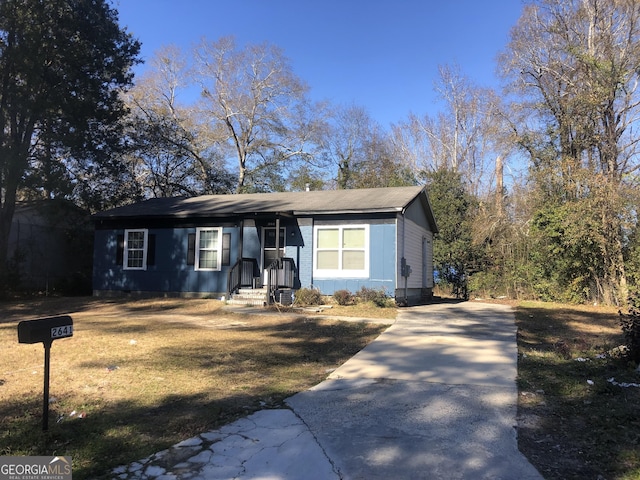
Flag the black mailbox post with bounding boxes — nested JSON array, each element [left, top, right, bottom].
[[18, 316, 73, 431]]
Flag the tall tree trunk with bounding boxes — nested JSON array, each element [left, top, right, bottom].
[[495, 155, 504, 215], [0, 203, 14, 274], [0, 171, 19, 282], [602, 201, 628, 306]]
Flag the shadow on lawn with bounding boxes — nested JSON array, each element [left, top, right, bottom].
[[2, 390, 267, 479], [0, 297, 98, 324], [1, 314, 388, 480], [514, 304, 640, 480], [0, 296, 223, 325]]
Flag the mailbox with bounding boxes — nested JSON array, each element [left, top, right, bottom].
[[17, 315, 74, 431], [18, 316, 73, 345]]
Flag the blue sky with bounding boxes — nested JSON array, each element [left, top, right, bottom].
[[114, 0, 525, 128]]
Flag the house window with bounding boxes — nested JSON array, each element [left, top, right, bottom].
[[124, 229, 148, 270], [313, 225, 369, 278], [195, 227, 223, 271]]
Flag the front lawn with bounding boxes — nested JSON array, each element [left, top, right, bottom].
[[0, 297, 389, 479], [515, 301, 640, 479], [5, 296, 638, 478]]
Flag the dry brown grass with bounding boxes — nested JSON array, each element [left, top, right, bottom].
[[0, 296, 389, 479], [515, 301, 640, 480], [271, 301, 398, 320]]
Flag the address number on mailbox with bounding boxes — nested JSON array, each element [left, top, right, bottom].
[[18, 315, 74, 345], [51, 325, 73, 339]]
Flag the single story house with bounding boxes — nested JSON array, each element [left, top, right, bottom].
[[92, 186, 438, 305]]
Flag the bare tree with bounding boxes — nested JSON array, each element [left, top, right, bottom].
[[124, 46, 233, 197], [320, 104, 372, 189], [393, 65, 505, 197], [192, 36, 312, 192], [319, 104, 416, 189]]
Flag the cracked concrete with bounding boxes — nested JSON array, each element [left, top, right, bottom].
[[113, 409, 339, 480], [112, 302, 543, 480]]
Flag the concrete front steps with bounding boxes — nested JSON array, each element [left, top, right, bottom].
[[226, 288, 295, 306], [226, 288, 268, 306]]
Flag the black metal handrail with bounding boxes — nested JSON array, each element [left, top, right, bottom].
[[265, 257, 296, 300], [228, 258, 259, 296]]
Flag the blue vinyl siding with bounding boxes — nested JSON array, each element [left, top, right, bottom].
[[93, 227, 239, 295], [293, 223, 313, 289], [93, 230, 122, 289], [94, 218, 404, 298], [311, 222, 396, 295]]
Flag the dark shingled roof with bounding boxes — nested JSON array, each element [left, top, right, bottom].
[[94, 186, 437, 230]]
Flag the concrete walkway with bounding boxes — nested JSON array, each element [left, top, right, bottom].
[[113, 302, 542, 480]]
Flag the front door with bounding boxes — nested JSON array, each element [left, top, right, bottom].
[[262, 227, 285, 268]]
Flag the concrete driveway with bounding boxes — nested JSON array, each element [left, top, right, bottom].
[[114, 301, 543, 480], [287, 301, 542, 479]]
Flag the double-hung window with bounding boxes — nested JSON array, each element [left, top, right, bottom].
[[124, 229, 148, 270], [195, 227, 223, 271], [313, 225, 369, 277]]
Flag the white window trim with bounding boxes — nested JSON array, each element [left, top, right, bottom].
[[313, 224, 369, 278], [195, 227, 223, 271], [123, 228, 148, 271]]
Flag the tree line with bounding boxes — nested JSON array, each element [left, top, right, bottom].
[[1, 0, 639, 306]]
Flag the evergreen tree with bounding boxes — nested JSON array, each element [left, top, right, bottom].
[[0, 0, 140, 279], [425, 168, 477, 298]]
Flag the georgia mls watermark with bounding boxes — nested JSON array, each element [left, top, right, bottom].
[[0, 456, 72, 480]]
